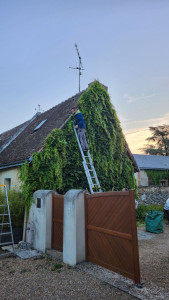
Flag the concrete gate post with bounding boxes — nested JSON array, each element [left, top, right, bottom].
[[27, 190, 57, 252], [63, 189, 86, 265]]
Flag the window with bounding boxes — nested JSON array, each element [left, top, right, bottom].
[[160, 179, 168, 187], [4, 178, 11, 190], [33, 119, 47, 132]]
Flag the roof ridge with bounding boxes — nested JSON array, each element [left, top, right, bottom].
[[38, 88, 86, 119]]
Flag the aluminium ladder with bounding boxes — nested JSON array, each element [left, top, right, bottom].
[[73, 126, 102, 194], [0, 185, 15, 256]]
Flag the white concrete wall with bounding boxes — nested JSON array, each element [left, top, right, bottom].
[[135, 171, 149, 186], [28, 188, 86, 263], [140, 170, 149, 186], [63, 189, 86, 265], [27, 190, 56, 252], [0, 167, 21, 190]]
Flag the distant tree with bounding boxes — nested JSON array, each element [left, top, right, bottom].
[[142, 125, 169, 156]]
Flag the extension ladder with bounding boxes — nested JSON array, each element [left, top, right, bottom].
[[0, 185, 15, 256], [74, 126, 102, 194]]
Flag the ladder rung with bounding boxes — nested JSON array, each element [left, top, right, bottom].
[[0, 242, 13, 246], [0, 223, 10, 226], [0, 205, 7, 207], [0, 214, 8, 216], [74, 125, 102, 194], [0, 232, 11, 236]]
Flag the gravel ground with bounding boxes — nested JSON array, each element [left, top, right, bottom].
[[0, 224, 169, 300], [138, 223, 169, 291], [0, 255, 136, 300]]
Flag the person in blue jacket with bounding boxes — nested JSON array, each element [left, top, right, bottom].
[[71, 107, 89, 151]]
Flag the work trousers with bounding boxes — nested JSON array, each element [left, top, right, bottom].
[[77, 128, 89, 150], [164, 209, 169, 221]]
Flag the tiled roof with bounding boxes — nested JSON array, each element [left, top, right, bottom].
[[0, 121, 29, 148], [0, 90, 84, 168], [133, 154, 169, 170], [0, 82, 138, 171]]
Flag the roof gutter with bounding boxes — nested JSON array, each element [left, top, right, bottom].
[[0, 157, 32, 170]]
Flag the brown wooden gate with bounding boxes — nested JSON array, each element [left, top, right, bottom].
[[85, 190, 140, 283], [52, 193, 64, 251]]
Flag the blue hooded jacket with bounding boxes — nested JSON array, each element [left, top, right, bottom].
[[75, 110, 86, 129]]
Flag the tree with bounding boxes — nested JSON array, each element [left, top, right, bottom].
[[143, 125, 169, 156]]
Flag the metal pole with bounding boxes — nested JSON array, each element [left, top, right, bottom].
[[69, 44, 84, 93]]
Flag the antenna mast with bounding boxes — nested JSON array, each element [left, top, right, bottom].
[[35, 104, 44, 114], [69, 43, 84, 92]]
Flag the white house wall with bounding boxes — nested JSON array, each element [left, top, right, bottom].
[[0, 167, 21, 190]]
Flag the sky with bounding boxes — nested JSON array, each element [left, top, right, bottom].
[[0, 0, 169, 154]]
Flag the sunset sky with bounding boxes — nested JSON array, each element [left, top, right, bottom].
[[0, 0, 169, 154]]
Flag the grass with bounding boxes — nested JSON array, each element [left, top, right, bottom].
[[47, 256, 53, 262], [137, 221, 146, 227], [51, 263, 63, 272], [9, 270, 16, 274]]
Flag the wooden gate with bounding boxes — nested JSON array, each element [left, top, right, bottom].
[[85, 190, 140, 283], [52, 194, 64, 251]]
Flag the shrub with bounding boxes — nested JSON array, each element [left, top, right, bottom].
[[0, 188, 25, 228], [136, 204, 164, 221]]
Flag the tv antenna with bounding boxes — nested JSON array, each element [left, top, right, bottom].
[[69, 43, 84, 92], [35, 104, 44, 114]]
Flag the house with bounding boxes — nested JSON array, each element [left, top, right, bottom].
[[0, 81, 138, 190], [134, 154, 169, 187]]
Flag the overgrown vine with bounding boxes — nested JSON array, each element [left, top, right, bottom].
[[20, 81, 138, 214], [146, 169, 169, 185], [19, 129, 66, 214]]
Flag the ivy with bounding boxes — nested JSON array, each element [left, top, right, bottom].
[[20, 81, 138, 214], [19, 129, 66, 214], [145, 169, 169, 185]]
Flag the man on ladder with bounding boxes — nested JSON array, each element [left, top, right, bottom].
[[71, 107, 89, 151], [71, 107, 102, 194]]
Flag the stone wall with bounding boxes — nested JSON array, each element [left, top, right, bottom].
[[138, 186, 169, 206]]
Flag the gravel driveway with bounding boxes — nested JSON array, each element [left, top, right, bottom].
[[0, 224, 169, 300], [0, 255, 136, 300]]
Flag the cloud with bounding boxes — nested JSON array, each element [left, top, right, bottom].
[[121, 111, 169, 133], [123, 111, 169, 153], [124, 93, 156, 104]]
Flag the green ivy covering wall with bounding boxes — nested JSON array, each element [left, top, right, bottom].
[[20, 81, 137, 213], [146, 169, 169, 185]]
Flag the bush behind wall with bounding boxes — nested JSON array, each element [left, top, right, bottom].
[[0, 188, 25, 227]]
